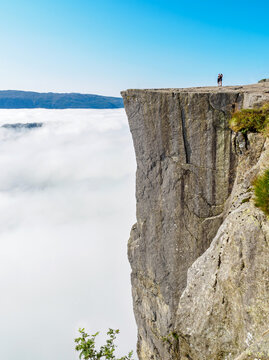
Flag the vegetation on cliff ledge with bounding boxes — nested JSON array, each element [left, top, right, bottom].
[[253, 169, 269, 216], [229, 102, 269, 135]]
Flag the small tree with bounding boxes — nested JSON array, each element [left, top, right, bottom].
[[75, 328, 134, 360]]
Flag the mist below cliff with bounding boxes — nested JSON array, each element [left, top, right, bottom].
[[0, 109, 137, 360]]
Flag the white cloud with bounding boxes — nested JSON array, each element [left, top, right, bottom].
[[0, 109, 137, 359]]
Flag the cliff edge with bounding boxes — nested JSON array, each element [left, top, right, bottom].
[[122, 84, 269, 360]]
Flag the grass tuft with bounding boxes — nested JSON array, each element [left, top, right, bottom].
[[253, 169, 269, 216], [229, 103, 269, 135]]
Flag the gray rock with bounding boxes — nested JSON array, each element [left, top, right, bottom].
[[121, 83, 269, 360]]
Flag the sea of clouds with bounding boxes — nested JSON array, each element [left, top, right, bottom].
[[0, 109, 137, 359]]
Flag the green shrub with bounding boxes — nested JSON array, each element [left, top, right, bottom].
[[229, 103, 269, 135], [74, 328, 134, 360], [253, 169, 269, 216], [258, 78, 269, 83]]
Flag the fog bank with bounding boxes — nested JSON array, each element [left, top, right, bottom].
[[0, 109, 137, 359]]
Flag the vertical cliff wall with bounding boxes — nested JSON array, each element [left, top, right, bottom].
[[122, 84, 269, 360]]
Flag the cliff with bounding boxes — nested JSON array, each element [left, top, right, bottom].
[[121, 84, 269, 360]]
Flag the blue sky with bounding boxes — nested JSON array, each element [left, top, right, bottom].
[[0, 0, 268, 96]]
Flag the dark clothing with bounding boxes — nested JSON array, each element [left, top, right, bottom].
[[217, 74, 223, 86]]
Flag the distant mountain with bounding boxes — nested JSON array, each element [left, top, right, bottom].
[[0, 90, 124, 109]]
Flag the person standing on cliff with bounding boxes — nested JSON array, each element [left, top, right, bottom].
[[217, 73, 223, 86]]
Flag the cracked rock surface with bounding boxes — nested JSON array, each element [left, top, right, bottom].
[[121, 84, 269, 360]]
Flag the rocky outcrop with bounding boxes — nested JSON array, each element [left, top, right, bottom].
[[122, 83, 269, 360], [258, 79, 269, 83]]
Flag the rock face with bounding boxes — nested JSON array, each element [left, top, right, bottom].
[[121, 84, 269, 360], [177, 133, 269, 360]]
